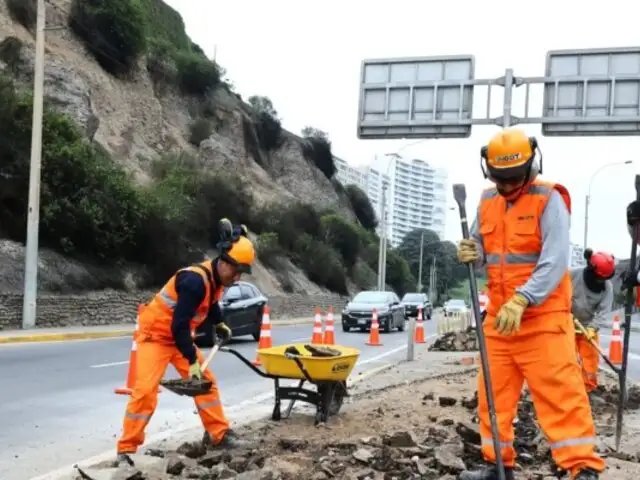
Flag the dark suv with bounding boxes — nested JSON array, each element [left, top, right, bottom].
[[341, 290, 405, 333], [400, 293, 432, 320]]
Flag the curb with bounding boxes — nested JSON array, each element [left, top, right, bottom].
[[0, 318, 316, 345]]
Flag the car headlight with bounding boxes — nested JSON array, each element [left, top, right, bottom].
[[342, 306, 350, 314], [378, 306, 390, 314]]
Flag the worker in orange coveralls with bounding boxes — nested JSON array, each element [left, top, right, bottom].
[[456, 128, 605, 480], [116, 218, 256, 466]]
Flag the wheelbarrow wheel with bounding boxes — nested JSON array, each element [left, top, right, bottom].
[[318, 381, 347, 416]]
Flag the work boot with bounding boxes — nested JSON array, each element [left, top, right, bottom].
[[115, 452, 135, 467], [573, 468, 599, 479], [202, 429, 252, 449], [458, 465, 515, 480]]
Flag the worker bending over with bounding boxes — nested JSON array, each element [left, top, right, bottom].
[[571, 249, 614, 393], [116, 218, 256, 465], [456, 128, 605, 480]]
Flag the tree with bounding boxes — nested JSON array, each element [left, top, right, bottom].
[[248, 95, 278, 118], [301, 126, 328, 141], [396, 228, 466, 294], [344, 184, 377, 231]]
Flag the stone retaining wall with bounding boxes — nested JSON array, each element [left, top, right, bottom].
[[0, 291, 348, 330]]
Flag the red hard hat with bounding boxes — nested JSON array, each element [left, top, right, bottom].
[[589, 251, 615, 278]]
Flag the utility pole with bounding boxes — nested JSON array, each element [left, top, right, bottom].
[[417, 231, 424, 291], [22, 0, 46, 329], [376, 184, 387, 290]]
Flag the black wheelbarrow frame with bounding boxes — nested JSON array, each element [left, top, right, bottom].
[[221, 347, 349, 425]]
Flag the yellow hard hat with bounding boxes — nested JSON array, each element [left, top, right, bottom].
[[223, 236, 256, 273], [480, 128, 539, 181]]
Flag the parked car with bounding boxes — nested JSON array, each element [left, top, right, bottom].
[[341, 290, 405, 333], [443, 298, 469, 317], [400, 293, 432, 320], [195, 281, 268, 347]]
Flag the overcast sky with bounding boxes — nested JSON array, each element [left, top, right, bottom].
[[166, 0, 640, 258]]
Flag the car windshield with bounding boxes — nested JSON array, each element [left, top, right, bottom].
[[352, 291, 388, 304], [402, 294, 424, 302], [447, 299, 466, 307]]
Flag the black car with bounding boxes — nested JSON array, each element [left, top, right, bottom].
[[341, 290, 405, 333], [195, 281, 268, 347], [400, 293, 432, 320]]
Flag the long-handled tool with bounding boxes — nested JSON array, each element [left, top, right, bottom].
[[615, 174, 640, 451], [573, 317, 620, 373], [453, 183, 506, 480], [161, 339, 223, 397]]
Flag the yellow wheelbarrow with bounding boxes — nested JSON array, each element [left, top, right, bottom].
[[222, 343, 360, 425]]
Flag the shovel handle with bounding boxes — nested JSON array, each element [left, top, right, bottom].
[[200, 343, 221, 371]]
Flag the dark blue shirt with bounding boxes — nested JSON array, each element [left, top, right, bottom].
[[170, 269, 222, 364]]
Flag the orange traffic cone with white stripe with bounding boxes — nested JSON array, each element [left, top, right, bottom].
[[414, 306, 426, 344], [366, 309, 382, 346], [323, 306, 335, 345], [115, 304, 144, 395], [311, 308, 324, 344], [252, 306, 273, 366], [609, 314, 623, 365]]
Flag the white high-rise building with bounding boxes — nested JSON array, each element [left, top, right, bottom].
[[569, 243, 586, 268], [334, 155, 448, 246]]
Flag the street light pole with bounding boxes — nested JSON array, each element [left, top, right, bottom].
[[583, 160, 633, 250], [417, 231, 424, 291], [22, 0, 46, 330]]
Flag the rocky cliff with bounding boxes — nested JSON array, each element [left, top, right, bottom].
[[0, 0, 361, 300]]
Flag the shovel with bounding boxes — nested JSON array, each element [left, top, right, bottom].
[[160, 340, 222, 397], [573, 317, 620, 374]]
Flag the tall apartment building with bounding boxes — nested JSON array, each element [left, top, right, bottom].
[[334, 156, 447, 246], [569, 243, 586, 268]]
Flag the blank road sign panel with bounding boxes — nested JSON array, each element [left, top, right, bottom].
[[358, 55, 475, 140], [542, 47, 640, 137]]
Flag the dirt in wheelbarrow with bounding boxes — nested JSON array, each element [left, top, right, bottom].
[[113, 371, 640, 480]]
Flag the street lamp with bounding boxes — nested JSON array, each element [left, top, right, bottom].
[[583, 160, 634, 250]]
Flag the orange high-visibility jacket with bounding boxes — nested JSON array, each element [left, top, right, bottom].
[[479, 179, 572, 323], [137, 261, 224, 343]]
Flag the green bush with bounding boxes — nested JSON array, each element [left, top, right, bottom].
[[293, 234, 347, 294], [146, 38, 178, 86], [175, 51, 220, 95], [69, 0, 147, 76], [386, 249, 416, 296], [256, 231, 281, 268], [248, 96, 282, 152], [189, 118, 213, 146], [6, 0, 36, 30], [138, 0, 191, 52], [321, 214, 361, 270], [256, 203, 322, 251], [302, 134, 335, 179], [0, 36, 25, 75], [345, 184, 378, 231]]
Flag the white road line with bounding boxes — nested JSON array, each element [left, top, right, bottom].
[[90, 361, 129, 369], [87, 334, 439, 369]]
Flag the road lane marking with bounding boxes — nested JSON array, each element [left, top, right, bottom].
[[90, 361, 129, 368]]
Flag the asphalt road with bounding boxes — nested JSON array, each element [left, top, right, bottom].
[[0, 320, 438, 479]]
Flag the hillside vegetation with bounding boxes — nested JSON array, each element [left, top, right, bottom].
[[0, 0, 420, 296]]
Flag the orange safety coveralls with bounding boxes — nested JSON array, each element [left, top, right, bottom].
[[575, 330, 600, 392], [117, 261, 228, 454], [477, 180, 605, 477]]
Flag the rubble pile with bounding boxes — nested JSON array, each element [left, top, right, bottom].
[[429, 327, 478, 352], [80, 375, 640, 479]]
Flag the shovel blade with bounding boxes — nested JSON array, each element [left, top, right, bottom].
[[160, 378, 213, 397]]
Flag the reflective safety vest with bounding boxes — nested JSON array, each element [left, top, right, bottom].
[[137, 261, 224, 344], [479, 180, 572, 333]]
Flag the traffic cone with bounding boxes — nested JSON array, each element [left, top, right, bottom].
[[323, 306, 335, 345], [609, 314, 623, 365], [252, 305, 273, 366], [311, 307, 324, 344], [114, 304, 144, 395], [366, 309, 383, 346], [414, 306, 426, 344]]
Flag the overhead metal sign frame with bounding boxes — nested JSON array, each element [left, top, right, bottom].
[[357, 46, 640, 139]]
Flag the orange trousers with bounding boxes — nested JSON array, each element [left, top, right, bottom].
[[575, 331, 600, 393], [477, 313, 605, 477], [117, 341, 229, 454]]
